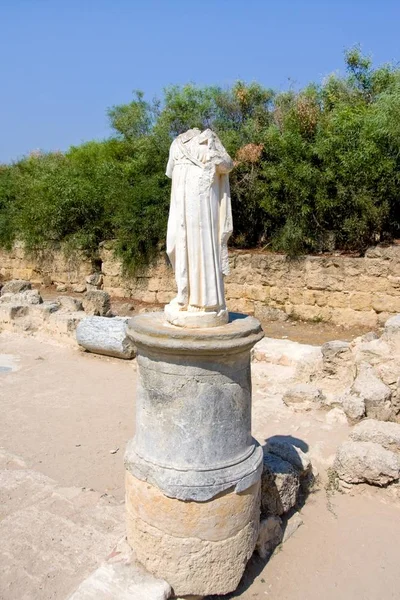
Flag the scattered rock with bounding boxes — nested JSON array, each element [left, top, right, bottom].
[[1, 279, 32, 295], [254, 304, 289, 322], [83, 290, 111, 316], [283, 384, 324, 411], [264, 438, 311, 474], [321, 341, 352, 377], [334, 441, 400, 486], [68, 561, 172, 600], [325, 407, 348, 425], [85, 272, 103, 288], [261, 452, 300, 515], [342, 392, 366, 422], [282, 512, 303, 543], [255, 516, 283, 559], [116, 303, 135, 316], [383, 314, 400, 338], [56, 283, 68, 292], [72, 284, 87, 293], [351, 363, 392, 421], [0, 289, 43, 305], [56, 296, 84, 312], [350, 419, 400, 452], [76, 316, 135, 359]]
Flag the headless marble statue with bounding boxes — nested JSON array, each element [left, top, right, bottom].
[[164, 128, 234, 328]]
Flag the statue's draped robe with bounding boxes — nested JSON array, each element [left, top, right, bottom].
[[166, 129, 233, 310]]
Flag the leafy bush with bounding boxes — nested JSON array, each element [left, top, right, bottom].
[[1, 48, 400, 269]]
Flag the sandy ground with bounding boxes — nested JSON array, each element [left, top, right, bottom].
[[1, 331, 400, 599]]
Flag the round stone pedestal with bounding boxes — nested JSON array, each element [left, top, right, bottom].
[[126, 472, 260, 596], [125, 312, 264, 596]]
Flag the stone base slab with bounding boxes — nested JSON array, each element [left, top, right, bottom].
[[126, 472, 260, 596], [164, 303, 229, 328]]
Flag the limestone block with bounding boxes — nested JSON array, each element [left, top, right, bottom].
[[372, 294, 400, 314], [139, 277, 155, 292], [138, 290, 157, 304], [157, 276, 175, 293], [330, 308, 378, 329], [383, 314, 400, 339], [344, 257, 364, 277], [68, 562, 172, 600], [378, 312, 393, 326], [244, 284, 270, 302], [326, 292, 350, 309], [0, 304, 29, 325], [156, 291, 175, 305], [126, 473, 260, 597], [303, 289, 316, 305], [76, 316, 135, 359], [305, 272, 343, 292], [72, 284, 87, 293], [252, 338, 321, 367], [325, 407, 348, 425], [288, 288, 304, 305], [334, 441, 400, 486], [224, 283, 245, 299], [350, 419, 400, 452], [56, 296, 83, 312], [348, 275, 390, 293], [254, 303, 288, 323], [46, 311, 86, 337], [349, 292, 372, 311], [0, 289, 43, 305], [102, 260, 123, 278], [256, 516, 283, 558], [314, 291, 328, 307], [352, 364, 392, 420], [85, 272, 103, 288], [283, 384, 324, 411], [322, 340, 353, 378], [83, 290, 111, 316], [1, 279, 31, 295], [227, 297, 254, 314], [261, 453, 300, 515], [270, 286, 288, 303], [353, 338, 391, 367], [126, 473, 259, 543], [342, 392, 366, 422], [291, 304, 322, 321]]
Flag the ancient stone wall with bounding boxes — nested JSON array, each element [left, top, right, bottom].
[[1, 241, 400, 327], [0, 242, 93, 286]]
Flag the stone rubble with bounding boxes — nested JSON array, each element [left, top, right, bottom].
[[333, 441, 400, 486], [68, 561, 171, 600], [82, 290, 111, 316], [1, 279, 32, 295], [349, 419, 400, 452], [256, 438, 313, 559]]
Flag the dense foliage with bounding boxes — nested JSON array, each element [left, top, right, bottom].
[[1, 49, 400, 270]]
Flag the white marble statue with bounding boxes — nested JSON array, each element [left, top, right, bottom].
[[164, 128, 234, 327]]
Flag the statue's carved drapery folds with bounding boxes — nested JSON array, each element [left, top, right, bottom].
[[165, 128, 234, 327]]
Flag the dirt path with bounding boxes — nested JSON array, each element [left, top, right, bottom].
[[1, 332, 400, 599]]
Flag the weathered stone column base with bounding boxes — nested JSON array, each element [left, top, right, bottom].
[[126, 471, 260, 596]]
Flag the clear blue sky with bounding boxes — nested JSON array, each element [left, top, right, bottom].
[[1, 0, 399, 163]]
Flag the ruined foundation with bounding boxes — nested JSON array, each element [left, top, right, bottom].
[[125, 312, 264, 596]]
